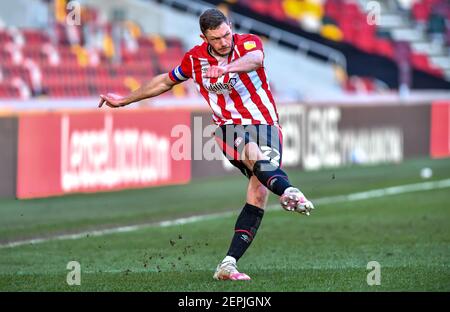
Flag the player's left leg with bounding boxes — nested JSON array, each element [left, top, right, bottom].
[[213, 176, 268, 281]]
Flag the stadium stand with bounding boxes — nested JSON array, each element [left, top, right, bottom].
[[0, 0, 187, 99], [237, 0, 450, 82], [0, 0, 345, 101], [1, 0, 449, 102]]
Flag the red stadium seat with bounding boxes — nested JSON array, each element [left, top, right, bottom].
[[375, 39, 394, 58], [0, 82, 21, 98], [0, 31, 11, 44], [411, 53, 444, 77]]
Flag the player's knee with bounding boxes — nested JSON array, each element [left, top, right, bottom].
[[243, 143, 265, 169], [251, 184, 269, 207], [243, 142, 263, 161]]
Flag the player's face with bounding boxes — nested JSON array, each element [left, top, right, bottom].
[[202, 22, 233, 57]]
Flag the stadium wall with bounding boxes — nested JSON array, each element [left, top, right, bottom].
[[1, 101, 447, 199], [430, 101, 450, 158], [15, 109, 191, 199], [0, 116, 18, 198], [191, 103, 431, 179]]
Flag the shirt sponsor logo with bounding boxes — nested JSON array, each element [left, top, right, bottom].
[[206, 77, 238, 94]]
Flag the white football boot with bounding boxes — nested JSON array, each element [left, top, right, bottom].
[[213, 258, 251, 281], [280, 187, 315, 215]]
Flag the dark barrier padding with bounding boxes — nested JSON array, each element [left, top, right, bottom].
[[0, 117, 18, 198], [191, 103, 431, 179], [190, 111, 241, 179], [338, 104, 430, 158]]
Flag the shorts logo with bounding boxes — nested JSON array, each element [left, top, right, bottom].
[[234, 137, 244, 147], [244, 41, 256, 50], [261, 146, 280, 167]]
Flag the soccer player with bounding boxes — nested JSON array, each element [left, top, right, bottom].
[[98, 8, 314, 281]]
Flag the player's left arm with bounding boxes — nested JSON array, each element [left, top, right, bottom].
[[205, 50, 263, 78]]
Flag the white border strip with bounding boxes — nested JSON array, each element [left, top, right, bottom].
[[2, 178, 450, 249]]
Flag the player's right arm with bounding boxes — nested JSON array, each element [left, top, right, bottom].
[[98, 73, 178, 108]]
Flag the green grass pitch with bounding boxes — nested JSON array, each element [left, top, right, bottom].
[[0, 157, 449, 291]]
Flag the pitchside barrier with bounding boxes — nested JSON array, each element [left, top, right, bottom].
[[190, 103, 431, 179], [0, 116, 18, 198], [430, 101, 450, 158], [0, 100, 448, 199], [15, 108, 192, 199]]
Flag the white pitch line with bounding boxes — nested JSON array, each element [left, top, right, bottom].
[[1, 178, 450, 249]]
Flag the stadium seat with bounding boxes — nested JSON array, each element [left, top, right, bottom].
[[0, 82, 21, 98], [411, 52, 444, 77]]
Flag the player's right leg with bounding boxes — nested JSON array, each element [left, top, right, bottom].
[[240, 126, 314, 215], [244, 144, 313, 215]]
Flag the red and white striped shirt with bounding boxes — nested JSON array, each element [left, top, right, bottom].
[[169, 33, 279, 126]]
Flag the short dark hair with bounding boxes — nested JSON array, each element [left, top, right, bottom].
[[199, 9, 229, 34]]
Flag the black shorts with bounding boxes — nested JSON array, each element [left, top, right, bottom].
[[214, 124, 283, 178]]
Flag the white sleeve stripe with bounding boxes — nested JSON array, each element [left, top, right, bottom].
[[174, 66, 188, 81]]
